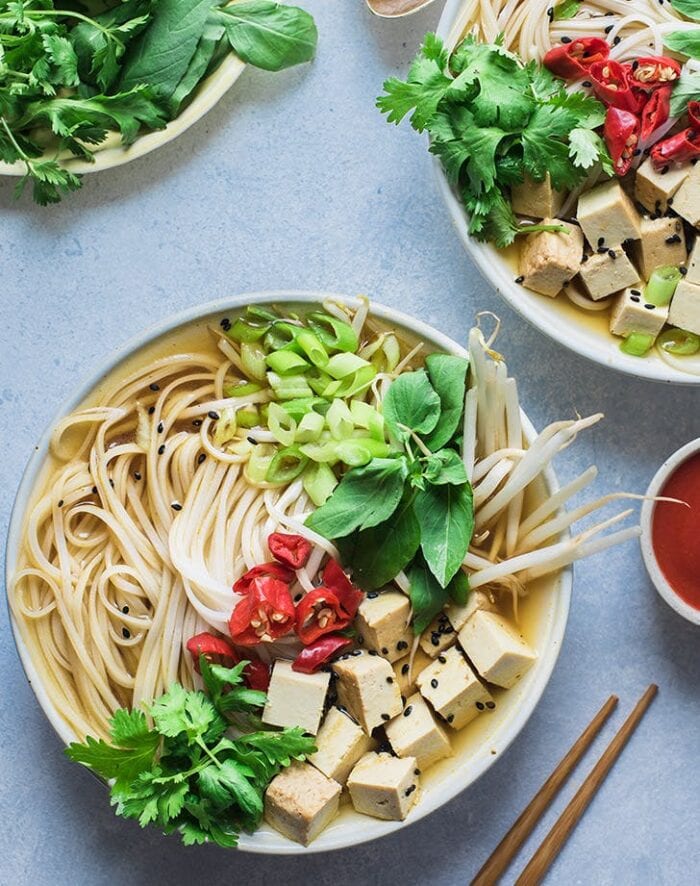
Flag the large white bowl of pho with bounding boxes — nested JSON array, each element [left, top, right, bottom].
[[6, 292, 638, 853], [379, 0, 700, 383]]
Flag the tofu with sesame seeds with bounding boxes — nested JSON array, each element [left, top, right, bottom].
[[418, 611, 457, 658], [668, 162, 700, 227], [668, 280, 700, 336], [392, 648, 432, 697], [354, 590, 412, 662], [519, 220, 584, 297], [634, 158, 689, 215], [333, 652, 402, 735], [578, 245, 640, 300], [634, 216, 687, 280], [385, 693, 451, 769], [686, 239, 700, 285], [264, 762, 341, 846], [262, 660, 329, 735], [416, 646, 493, 730], [446, 590, 497, 633], [347, 752, 420, 821], [511, 173, 565, 220], [309, 706, 375, 785], [576, 179, 642, 249], [609, 288, 669, 338], [458, 611, 537, 690]]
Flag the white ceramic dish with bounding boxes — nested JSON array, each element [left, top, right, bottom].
[[640, 438, 700, 625], [5, 290, 571, 853], [435, 0, 700, 387], [0, 54, 246, 178]]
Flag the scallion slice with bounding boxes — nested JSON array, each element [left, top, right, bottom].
[[223, 381, 262, 398], [241, 342, 268, 381], [268, 372, 314, 400], [620, 332, 654, 356], [645, 266, 682, 307], [326, 352, 370, 379], [308, 312, 359, 353], [296, 329, 329, 368], [326, 399, 354, 441], [302, 462, 338, 506], [296, 412, 325, 442], [265, 350, 310, 376], [266, 446, 309, 484], [334, 437, 390, 465], [267, 403, 297, 446], [657, 327, 700, 356]]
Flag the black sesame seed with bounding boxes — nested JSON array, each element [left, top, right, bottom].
[[581, 254, 589, 263], [604, 24, 613, 33], [431, 635, 440, 647], [608, 249, 617, 260], [208, 411, 220, 420], [367, 591, 378, 599], [598, 237, 605, 247], [443, 625, 454, 635], [381, 713, 390, 721], [397, 640, 408, 651], [401, 695, 406, 705], [476, 701, 485, 711], [666, 234, 681, 244], [405, 785, 416, 796], [632, 59, 639, 71], [122, 628, 130, 639], [246, 436, 258, 445], [446, 714, 454, 724], [149, 383, 160, 391], [197, 453, 206, 465], [414, 768, 421, 776], [431, 678, 438, 689], [633, 148, 641, 157], [486, 701, 496, 710], [403, 706, 413, 717], [157, 421, 164, 433], [148, 406, 155, 415], [386, 676, 394, 684], [122, 606, 129, 614], [438, 655, 447, 664], [294, 593, 302, 603], [630, 289, 641, 296], [91, 486, 97, 494], [192, 419, 202, 427], [220, 318, 231, 330], [631, 295, 641, 302], [644, 303, 656, 310], [369, 649, 378, 656], [381, 647, 389, 655], [158, 444, 166, 455], [514, 275, 525, 284], [401, 663, 410, 675], [350, 649, 362, 656], [561, 35, 572, 44], [661, 166, 669, 175], [680, 266, 688, 276], [597, 246, 608, 254], [134, 472, 141, 481], [582, 80, 592, 88], [57, 499, 64, 507], [613, 35, 621, 45], [171, 502, 182, 511], [109, 479, 114, 488]]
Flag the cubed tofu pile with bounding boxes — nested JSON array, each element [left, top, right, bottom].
[[261, 588, 537, 846], [516, 163, 700, 343]]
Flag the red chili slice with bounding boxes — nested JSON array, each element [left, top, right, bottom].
[[186, 632, 239, 672], [292, 634, 353, 674], [244, 659, 271, 691], [543, 38, 609, 80], [233, 562, 294, 595], [651, 129, 700, 168], [322, 558, 364, 620], [640, 85, 672, 142], [268, 532, 312, 570], [295, 587, 352, 645], [688, 101, 700, 131], [229, 576, 295, 645], [631, 56, 681, 92], [604, 107, 641, 176], [589, 61, 644, 113]]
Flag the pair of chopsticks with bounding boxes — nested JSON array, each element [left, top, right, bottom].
[[472, 684, 658, 885]]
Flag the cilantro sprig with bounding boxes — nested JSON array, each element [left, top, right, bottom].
[[378, 34, 613, 247], [306, 354, 474, 633], [65, 656, 315, 848]]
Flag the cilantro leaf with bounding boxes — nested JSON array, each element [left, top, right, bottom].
[[200, 657, 267, 717], [569, 127, 612, 174], [521, 103, 584, 190], [150, 684, 226, 743], [198, 759, 263, 824], [233, 728, 317, 769]]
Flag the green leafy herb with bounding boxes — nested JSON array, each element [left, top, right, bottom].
[[670, 0, 700, 21], [408, 557, 449, 634], [65, 669, 315, 848], [415, 482, 474, 587], [670, 70, 700, 116], [553, 0, 581, 20], [382, 369, 441, 443], [665, 30, 700, 60], [423, 353, 469, 450]]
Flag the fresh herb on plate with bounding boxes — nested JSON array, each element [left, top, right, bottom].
[[377, 34, 612, 247], [306, 354, 474, 631], [670, 0, 700, 20], [553, 0, 581, 20], [0, 0, 318, 204], [65, 656, 316, 847], [665, 29, 700, 61]]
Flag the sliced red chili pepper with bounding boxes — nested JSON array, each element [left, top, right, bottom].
[[233, 562, 294, 595], [543, 38, 609, 81], [688, 101, 700, 131], [651, 129, 700, 168], [186, 632, 239, 672], [229, 576, 295, 645], [631, 56, 681, 92], [268, 532, 312, 570], [292, 634, 353, 674], [589, 61, 644, 113], [640, 85, 672, 142], [322, 558, 364, 620], [244, 658, 271, 691], [604, 107, 641, 176], [295, 587, 352, 644]]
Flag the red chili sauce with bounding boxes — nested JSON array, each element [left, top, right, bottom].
[[652, 451, 700, 611]]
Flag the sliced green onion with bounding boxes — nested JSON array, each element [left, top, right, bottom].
[[645, 266, 682, 307], [326, 352, 371, 379], [245, 443, 276, 484], [279, 397, 327, 421], [296, 412, 325, 442], [267, 402, 297, 446], [266, 446, 309, 484], [657, 327, 700, 356], [326, 399, 354, 441], [264, 321, 304, 354], [620, 332, 654, 356], [241, 342, 268, 381], [303, 462, 338, 506], [380, 334, 401, 372], [265, 350, 310, 376], [268, 372, 314, 400], [246, 306, 278, 323], [296, 329, 329, 368], [213, 407, 237, 447], [227, 317, 269, 343], [350, 400, 385, 440], [335, 437, 390, 466], [307, 372, 334, 397], [236, 406, 260, 428], [333, 364, 376, 398], [308, 312, 359, 353], [298, 440, 341, 464], [223, 381, 263, 398]]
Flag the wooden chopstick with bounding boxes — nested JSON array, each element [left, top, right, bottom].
[[471, 695, 618, 886], [515, 684, 658, 886]]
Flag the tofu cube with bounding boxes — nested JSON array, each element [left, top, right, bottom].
[[578, 246, 640, 300], [309, 706, 374, 784], [668, 280, 700, 335], [458, 611, 537, 689], [392, 648, 433, 697], [419, 610, 457, 658], [446, 590, 497, 632], [262, 660, 329, 735], [264, 762, 341, 846], [333, 652, 402, 734], [609, 287, 669, 338], [385, 693, 451, 769], [634, 158, 689, 214], [511, 173, 565, 219], [669, 163, 700, 227], [634, 216, 687, 280], [354, 591, 412, 663], [686, 239, 700, 285], [519, 220, 584, 297], [415, 645, 493, 729], [347, 752, 419, 821], [577, 180, 641, 248]]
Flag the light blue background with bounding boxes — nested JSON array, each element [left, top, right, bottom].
[[1, 2, 698, 884]]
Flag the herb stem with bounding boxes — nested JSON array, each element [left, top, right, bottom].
[[16, 9, 124, 47]]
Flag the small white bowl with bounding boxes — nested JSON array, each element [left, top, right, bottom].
[[640, 438, 700, 625]]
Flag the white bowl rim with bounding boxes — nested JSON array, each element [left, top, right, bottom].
[[0, 53, 246, 177], [640, 437, 700, 626], [434, 0, 700, 387], [5, 289, 572, 853]]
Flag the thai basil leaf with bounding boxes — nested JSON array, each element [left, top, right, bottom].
[[664, 30, 700, 60], [423, 353, 469, 450], [415, 482, 474, 587], [669, 70, 700, 117], [423, 448, 468, 486], [670, 0, 700, 21], [408, 558, 449, 634], [448, 568, 470, 605], [382, 369, 440, 444]]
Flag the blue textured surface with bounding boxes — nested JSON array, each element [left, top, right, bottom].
[[1, 2, 699, 884]]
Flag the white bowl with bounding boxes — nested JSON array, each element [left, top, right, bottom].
[[435, 0, 700, 386], [0, 54, 246, 178], [5, 291, 571, 853], [640, 438, 700, 625]]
